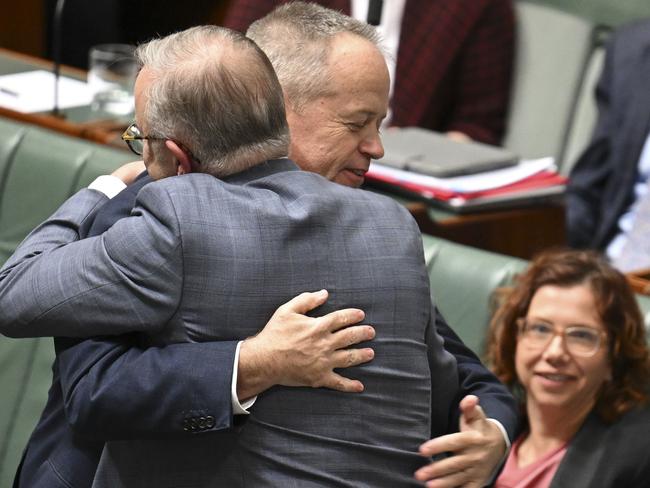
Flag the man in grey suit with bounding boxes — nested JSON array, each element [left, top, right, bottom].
[[0, 24, 460, 486]]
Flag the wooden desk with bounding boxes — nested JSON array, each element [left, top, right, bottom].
[[0, 48, 129, 148], [411, 201, 565, 259], [369, 189, 566, 259]]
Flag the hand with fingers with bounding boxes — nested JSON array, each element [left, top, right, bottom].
[[415, 395, 507, 488], [111, 160, 146, 185], [237, 289, 375, 401]]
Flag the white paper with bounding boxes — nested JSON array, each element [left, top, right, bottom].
[[368, 157, 556, 193], [0, 70, 93, 113]]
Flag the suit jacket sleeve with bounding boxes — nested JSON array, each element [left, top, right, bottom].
[[566, 32, 616, 248], [0, 184, 183, 337], [435, 307, 518, 441], [52, 177, 240, 439], [424, 303, 460, 439], [56, 335, 238, 439]]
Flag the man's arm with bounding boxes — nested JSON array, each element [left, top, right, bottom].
[[435, 308, 518, 439], [0, 183, 183, 337], [566, 30, 616, 248], [48, 167, 374, 441], [57, 290, 374, 440], [57, 336, 238, 439], [414, 307, 518, 487], [415, 396, 507, 488]]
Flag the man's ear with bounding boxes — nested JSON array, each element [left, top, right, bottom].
[[165, 140, 193, 175]]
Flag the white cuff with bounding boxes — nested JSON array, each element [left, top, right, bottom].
[[487, 418, 511, 451], [486, 418, 511, 483], [231, 341, 257, 415], [88, 175, 127, 199]]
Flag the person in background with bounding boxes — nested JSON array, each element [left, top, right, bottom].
[[567, 20, 650, 272], [224, 0, 515, 145], [487, 249, 650, 487]]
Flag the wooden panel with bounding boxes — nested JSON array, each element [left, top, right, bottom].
[[0, 0, 44, 57], [408, 202, 566, 259]]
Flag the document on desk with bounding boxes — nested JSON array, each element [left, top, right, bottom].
[[368, 157, 556, 193], [0, 70, 93, 113]]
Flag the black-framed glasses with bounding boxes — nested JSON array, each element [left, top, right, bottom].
[[121, 123, 166, 156], [517, 318, 607, 357]]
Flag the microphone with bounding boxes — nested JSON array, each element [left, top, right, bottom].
[[52, 0, 67, 118], [367, 0, 383, 26]]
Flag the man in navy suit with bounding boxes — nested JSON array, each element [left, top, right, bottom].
[[12, 4, 516, 487], [567, 19, 650, 270]]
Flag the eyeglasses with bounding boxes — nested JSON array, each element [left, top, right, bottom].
[[121, 123, 166, 156], [121, 123, 202, 165], [516, 318, 607, 357]]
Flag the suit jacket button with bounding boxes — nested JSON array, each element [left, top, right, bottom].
[[206, 416, 215, 429], [198, 416, 207, 429], [183, 419, 190, 432]]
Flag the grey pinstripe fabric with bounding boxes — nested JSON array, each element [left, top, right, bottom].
[[0, 159, 458, 487]]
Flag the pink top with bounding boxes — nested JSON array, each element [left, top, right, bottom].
[[495, 435, 568, 488]]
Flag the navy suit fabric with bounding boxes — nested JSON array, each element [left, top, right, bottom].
[[567, 20, 650, 250]]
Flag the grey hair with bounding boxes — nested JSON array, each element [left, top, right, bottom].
[[135, 25, 289, 177], [246, 1, 383, 111]]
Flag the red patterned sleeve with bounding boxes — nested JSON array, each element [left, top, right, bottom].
[[221, 0, 282, 32], [448, 0, 516, 145]]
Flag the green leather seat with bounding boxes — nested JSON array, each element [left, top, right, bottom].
[[421, 234, 650, 357], [422, 235, 527, 355], [0, 118, 130, 265], [0, 118, 129, 485]]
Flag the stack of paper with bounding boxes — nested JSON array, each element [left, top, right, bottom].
[[0, 70, 93, 113], [365, 157, 566, 209]]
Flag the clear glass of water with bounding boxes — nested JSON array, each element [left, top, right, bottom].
[[88, 44, 138, 118]]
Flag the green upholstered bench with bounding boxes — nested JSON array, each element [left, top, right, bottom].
[[422, 235, 527, 355], [421, 234, 650, 357], [0, 117, 129, 486]]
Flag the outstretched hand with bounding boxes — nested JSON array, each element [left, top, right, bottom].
[[415, 395, 507, 488], [237, 289, 375, 401]]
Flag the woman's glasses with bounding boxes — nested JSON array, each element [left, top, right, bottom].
[[517, 318, 607, 357]]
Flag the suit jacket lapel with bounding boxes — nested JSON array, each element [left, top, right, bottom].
[[550, 413, 606, 488]]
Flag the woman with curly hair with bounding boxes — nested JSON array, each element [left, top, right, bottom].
[[487, 249, 650, 487]]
